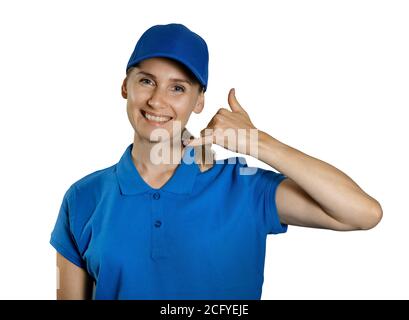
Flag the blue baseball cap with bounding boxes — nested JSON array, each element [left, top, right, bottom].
[[126, 23, 209, 91]]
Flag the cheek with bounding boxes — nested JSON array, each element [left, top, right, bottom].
[[127, 88, 146, 107], [126, 100, 141, 124], [126, 104, 137, 130], [125, 91, 144, 126], [173, 98, 196, 118]]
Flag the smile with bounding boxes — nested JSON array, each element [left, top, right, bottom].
[[141, 110, 173, 124]]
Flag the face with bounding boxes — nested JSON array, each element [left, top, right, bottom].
[[122, 57, 204, 144]]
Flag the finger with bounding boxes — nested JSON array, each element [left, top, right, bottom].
[[186, 134, 214, 147], [200, 127, 215, 137], [216, 107, 230, 115], [228, 88, 247, 114]]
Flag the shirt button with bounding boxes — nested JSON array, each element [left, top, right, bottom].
[[153, 192, 160, 200], [154, 220, 162, 228]]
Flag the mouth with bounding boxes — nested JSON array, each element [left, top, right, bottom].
[[140, 110, 173, 126]]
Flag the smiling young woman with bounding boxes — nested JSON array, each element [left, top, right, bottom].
[[50, 23, 382, 300]]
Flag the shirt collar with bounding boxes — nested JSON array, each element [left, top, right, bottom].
[[116, 143, 200, 195]]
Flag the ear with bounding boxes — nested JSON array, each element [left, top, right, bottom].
[[193, 90, 205, 114], [121, 77, 128, 99]]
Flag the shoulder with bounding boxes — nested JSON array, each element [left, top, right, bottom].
[[218, 156, 286, 189], [59, 164, 117, 233], [202, 156, 275, 184], [62, 164, 117, 209], [70, 164, 116, 193], [216, 156, 266, 176]]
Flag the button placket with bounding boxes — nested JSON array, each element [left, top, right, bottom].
[[150, 191, 167, 260]]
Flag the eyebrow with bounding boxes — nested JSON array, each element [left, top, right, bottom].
[[135, 71, 193, 85]]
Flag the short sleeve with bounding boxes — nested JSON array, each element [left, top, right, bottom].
[[50, 186, 86, 268], [260, 170, 288, 235], [238, 157, 288, 235]]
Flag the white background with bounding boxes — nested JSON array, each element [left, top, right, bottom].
[[0, 0, 408, 299]]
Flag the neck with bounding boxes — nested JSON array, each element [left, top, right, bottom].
[[131, 132, 184, 176]]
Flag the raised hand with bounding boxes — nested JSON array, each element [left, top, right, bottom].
[[187, 88, 259, 156]]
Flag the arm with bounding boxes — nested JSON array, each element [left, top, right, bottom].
[[258, 131, 383, 231], [56, 253, 93, 300], [188, 88, 383, 231]]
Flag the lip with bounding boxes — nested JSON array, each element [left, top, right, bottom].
[[141, 110, 173, 118], [140, 110, 173, 126]]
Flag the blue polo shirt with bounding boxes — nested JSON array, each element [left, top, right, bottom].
[[50, 143, 288, 300]]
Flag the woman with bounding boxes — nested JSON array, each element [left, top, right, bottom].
[[50, 23, 382, 300]]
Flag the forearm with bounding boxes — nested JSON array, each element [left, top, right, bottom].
[[257, 131, 382, 226]]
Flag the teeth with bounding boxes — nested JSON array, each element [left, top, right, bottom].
[[143, 111, 171, 122]]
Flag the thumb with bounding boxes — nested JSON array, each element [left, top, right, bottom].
[[228, 88, 246, 114]]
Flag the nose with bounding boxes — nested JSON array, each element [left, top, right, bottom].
[[147, 87, 168, 110]]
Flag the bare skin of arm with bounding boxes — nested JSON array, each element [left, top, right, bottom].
[[56, 253, 94, 300], [258, 131, 383, 231]]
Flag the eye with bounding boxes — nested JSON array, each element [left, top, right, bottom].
[[140, 78, 153, 85], [173, 85, 185, 92]]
